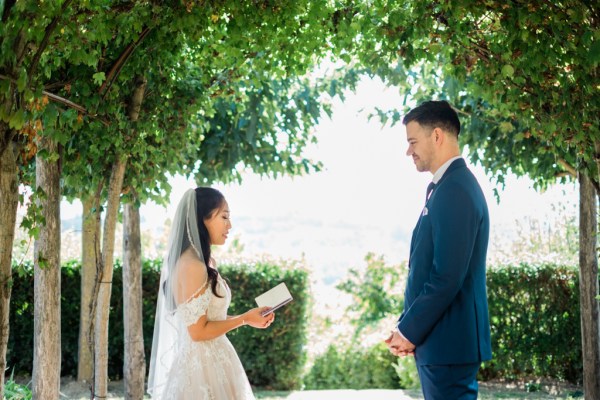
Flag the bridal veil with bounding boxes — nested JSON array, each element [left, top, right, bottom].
[[147, 188, 206, 396]]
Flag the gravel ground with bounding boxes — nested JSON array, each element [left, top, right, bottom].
[[45, 377, 584, 400], [57, 378, 422, 400]]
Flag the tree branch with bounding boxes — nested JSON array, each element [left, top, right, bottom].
[[14, 29, 27, 71], [127, 75, 147, 122], [28, 0, 75, 83], [42, 91, 110, 126], [0, 74, 110, 126], [466, 38, 491, 62], [99, 26, 152, 97], [44, 80, 72, 91], [432, 9, 491, 63], [42, 90, 87, 114], [557, 158, 578, 178], [555, 158, 597, 194]]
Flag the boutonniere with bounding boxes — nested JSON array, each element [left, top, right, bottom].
[[422, 206, 429, 216]]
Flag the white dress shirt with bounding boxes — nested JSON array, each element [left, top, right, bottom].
[[432, 156, 462, 184]]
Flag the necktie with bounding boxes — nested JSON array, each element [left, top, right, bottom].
[[425, 182, 435, 202]]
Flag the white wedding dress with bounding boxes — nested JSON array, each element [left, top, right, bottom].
[[155, 276, 255, 400]]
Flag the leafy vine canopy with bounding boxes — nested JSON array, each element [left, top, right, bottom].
[[2, 0, 598, 196]]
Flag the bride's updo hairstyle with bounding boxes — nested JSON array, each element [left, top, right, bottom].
[[192, 187, 225, 297]]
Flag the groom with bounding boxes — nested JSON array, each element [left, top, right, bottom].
[[385, 100, 492, 399]]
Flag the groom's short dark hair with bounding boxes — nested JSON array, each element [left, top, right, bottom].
[[402, 100, 460, 137]]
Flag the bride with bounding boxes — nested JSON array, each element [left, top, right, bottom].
[[148, 187, 275, 399]]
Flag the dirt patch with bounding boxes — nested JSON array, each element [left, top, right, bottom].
[[59, 377, 132, 400]]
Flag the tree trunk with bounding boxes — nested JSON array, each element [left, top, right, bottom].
[[579, 171, 600, 399], [0, 30, 25, 399], [120, 75, 147, 399], [0, 140, 18, 400], [595, 139, 600, 198], [32, 135, 61, 399], [77, 195, 100, 383], [93, 157, 127, 399], [123, 196, 146, 400]]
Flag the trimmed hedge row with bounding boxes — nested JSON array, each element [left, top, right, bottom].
[[7, 258, 309, 390], [481, 263, 582, 383], [8, 259, 162, 381], [7, 261, 585, 388]]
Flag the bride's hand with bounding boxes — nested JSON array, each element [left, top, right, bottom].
[[243, 307, 275, 329]]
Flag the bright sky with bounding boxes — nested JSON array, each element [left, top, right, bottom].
[[128, 76, 578, 286]]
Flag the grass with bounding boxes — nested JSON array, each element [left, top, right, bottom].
[[3, 372, 32, 400]]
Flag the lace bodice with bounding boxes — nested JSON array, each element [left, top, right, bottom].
[[176, 276, 230, 326]]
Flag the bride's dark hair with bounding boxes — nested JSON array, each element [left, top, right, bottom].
[[180, 187, 225, 298]]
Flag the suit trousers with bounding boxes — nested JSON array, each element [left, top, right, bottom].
[[417, 362, 480, 400]]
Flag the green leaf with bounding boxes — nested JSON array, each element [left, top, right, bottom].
[[0, 79, 10, 97], [16, 70, 27, 91], [590, 40, 600, 64], [47, 152, 60, 163], [36, 149, 49, 159], [37, 254, 49, 270], [22, 88, 35, 102], [92, 72, 106, 86], [499, 121, 514, 134], [8, 109, 25, 129], [501, 64, 515, 78]]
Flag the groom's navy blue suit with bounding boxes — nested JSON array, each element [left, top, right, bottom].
[[398, 158, 492, 399]]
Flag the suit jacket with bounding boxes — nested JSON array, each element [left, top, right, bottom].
[[398, 158, 492, 366]]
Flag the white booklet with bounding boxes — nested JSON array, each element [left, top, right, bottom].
[[255, 282, 293, 316]]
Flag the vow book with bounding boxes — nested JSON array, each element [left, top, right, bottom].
[[255, 282, 293, 316]]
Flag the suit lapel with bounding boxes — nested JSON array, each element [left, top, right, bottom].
[[409, 159, 467, 259]]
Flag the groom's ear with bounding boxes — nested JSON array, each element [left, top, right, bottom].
[[432, 127, 443, 144]]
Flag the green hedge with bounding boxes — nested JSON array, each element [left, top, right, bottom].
[[7, 258, 309, 390], [8, 259, 162, 380], [221, 261, 310, 390], [304, 342, 401, 390], [7, 261, 586, 387], [482, 263, 583, 384]]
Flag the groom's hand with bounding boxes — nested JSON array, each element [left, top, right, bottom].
[[385, 329, 415, 357]]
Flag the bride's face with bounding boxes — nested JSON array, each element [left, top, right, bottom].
[[204, 200, 231, 246]]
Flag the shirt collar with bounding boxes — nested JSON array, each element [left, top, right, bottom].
[[432, 156, 462, 184]]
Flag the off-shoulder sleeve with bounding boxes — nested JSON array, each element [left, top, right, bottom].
[[177, 282, 211, 326]]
